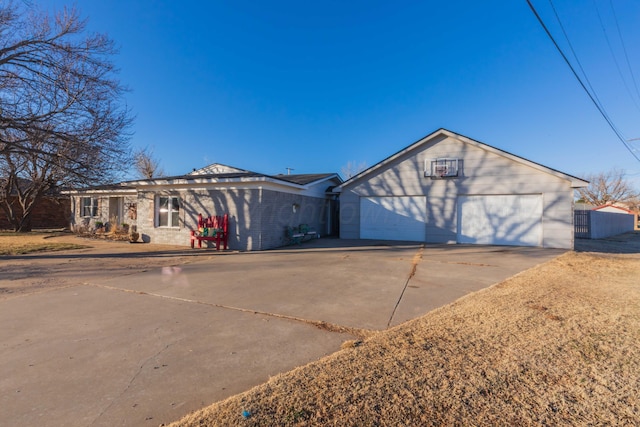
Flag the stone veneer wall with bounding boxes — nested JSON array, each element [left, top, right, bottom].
[[69, 195, 137, 232], [258, 189, 329, 250], [135, 188, 330, 250]]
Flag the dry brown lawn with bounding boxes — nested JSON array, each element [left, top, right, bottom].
[[0, 231, 88, 255], [171, 251, 640, 426]]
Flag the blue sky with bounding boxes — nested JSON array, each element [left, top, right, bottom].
[[38, 1, 640, 186]]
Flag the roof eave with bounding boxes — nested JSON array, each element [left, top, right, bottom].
[[125, 175, 309, 190], [63, 187, 137, 195], [335, 129, 448, 190]]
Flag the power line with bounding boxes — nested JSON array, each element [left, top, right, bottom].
[[593, 0, 640, 112], [547, 0, 607, 116], [609, 0, 640, 104], [525, 0, 640, 162]]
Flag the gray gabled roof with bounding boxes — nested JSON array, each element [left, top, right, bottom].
[[334, 128, 589, 191], [270, 173, 339, 186], [123, 171, 263, 184], [66, 163, 341, 193], [122, 170, 339, 188], [188, 163, 249, 175]]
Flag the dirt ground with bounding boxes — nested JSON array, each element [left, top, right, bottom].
[[169, 233, 640, 426]]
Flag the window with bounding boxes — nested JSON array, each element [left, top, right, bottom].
[[81, 197, 98, 217], [157, 196, 180, 227]]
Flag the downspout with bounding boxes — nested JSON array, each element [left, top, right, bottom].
[[327, 188, 340, 236], [258, 186, 263, 250]]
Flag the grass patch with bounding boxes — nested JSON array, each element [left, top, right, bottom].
[[170, 251, 640, 426], [0, 232, 89, 255]]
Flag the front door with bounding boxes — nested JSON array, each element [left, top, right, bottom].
[[109, 197, 124, 230]]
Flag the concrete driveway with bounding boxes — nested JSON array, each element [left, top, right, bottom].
[[0, 237, 565, 426]]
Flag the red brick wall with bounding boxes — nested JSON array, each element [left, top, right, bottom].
[[0, 196, 71, 230]]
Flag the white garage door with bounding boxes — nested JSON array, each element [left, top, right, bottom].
[[458, 195, 542, 246], [360, 196, 426, 241]]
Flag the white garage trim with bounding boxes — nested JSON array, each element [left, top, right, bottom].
[[360, 196, 426, 241], [457, 194, 542, 246]]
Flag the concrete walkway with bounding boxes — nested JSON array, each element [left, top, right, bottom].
[[0, 237, 565, 426]]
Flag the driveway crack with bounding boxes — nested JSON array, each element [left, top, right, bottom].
[[89, 340, 175, 425], [86, 282, 373, 339]]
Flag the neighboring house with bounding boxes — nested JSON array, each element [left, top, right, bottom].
[[334, 128, 589, 249], [574, 202, 595, 211], [593, 204, 634, 214], [0, 178, 70, 230], [66, 164, 341, 250]]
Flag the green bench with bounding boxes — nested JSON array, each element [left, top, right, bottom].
[[286, 224, 318, 245]]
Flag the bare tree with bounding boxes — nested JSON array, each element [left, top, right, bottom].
[[0, 3, 132, 231], [133, 146, 165, 179], [340, 160, 368, 180], [0, 125, 107, 231], [576, 168, 640, 207]]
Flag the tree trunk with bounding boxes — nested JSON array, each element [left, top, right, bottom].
[[14, 189, 40, 232], [14, 211, 32, 232]]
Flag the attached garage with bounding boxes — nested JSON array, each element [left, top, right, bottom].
[[457, 194, 542, 246], [336, 129, 589, 249], [360, 196, 426, 241]]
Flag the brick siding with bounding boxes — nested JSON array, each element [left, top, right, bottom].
[[0, 196, 70, 230]]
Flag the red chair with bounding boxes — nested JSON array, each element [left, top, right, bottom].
[[190, 213, 229, 250]]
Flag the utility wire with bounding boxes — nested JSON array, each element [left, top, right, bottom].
[[609, 0, 640, 104], [547, 0, 607, 117], [594, 0, 640, 112], [525, 0, 640, 162]]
